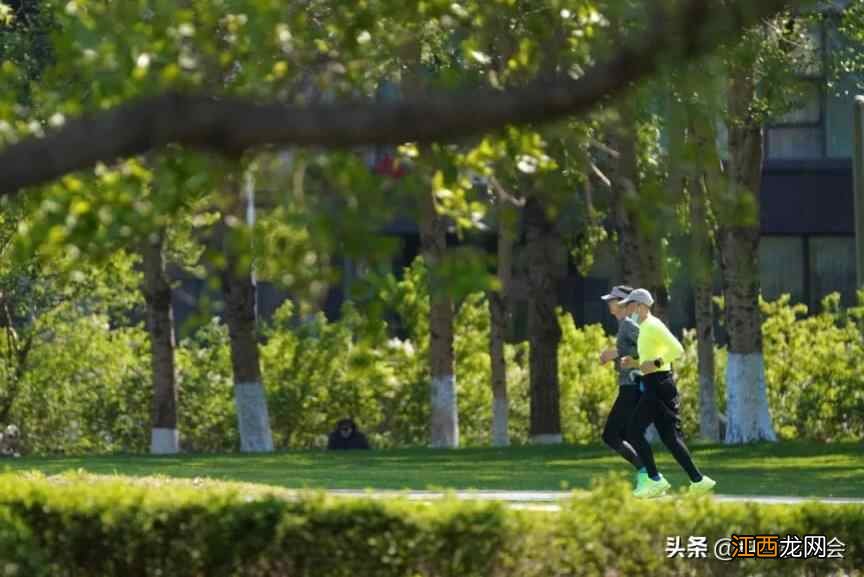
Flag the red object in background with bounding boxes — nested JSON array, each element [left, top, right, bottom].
[[373, 154, 407, 179]]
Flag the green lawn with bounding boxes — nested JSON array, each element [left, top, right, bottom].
[[3, 441, 862, 498]]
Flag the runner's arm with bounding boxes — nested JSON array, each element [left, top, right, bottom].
[[658, 323, 684, 364]]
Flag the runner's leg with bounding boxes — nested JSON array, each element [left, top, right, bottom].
[[602, 386, 644, 470], [653, 372, 703, 483], [626, 391, 660, 478]]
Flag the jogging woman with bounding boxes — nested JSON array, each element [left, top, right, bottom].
[[619, 288, 716, 498]]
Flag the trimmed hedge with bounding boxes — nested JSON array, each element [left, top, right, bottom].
[[0, 474, 861, 576]]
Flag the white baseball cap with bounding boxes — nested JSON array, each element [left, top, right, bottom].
[[619, 288, 654, 306]]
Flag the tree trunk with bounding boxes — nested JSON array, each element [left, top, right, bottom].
[[524, 196, 563, 444], [488, 201, 516, 447], [694, 282, 720, 441], [720, 225, 775, 443], [420, 189, 459, 448], [488, 292, 509, 447], [690, 181, 720, 441], [401, 40, 458, 449], [609, 113, 669, 320], [639, 235, 670, 323], [142, 230, 180, 454], [220, 171, 274, 453], [721, 72, 776, 444], [687, 112, 721, 442], [609, 111, 661, 441], [0, 301, 33, 427], [610, 122, 642, 287]]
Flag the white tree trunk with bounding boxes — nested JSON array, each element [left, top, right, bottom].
[[430, 374, 459, 448], [420, 180, 460, 449], [142, 229, 180, 455], [235, 382, 275, 452], [531, 433, 564, 444], [724, 353, 776, 443], [489, 292, 510, 447], [719, 66, 776, 445], [489, 198, 514, 448], [150, 428, 179, 455], [221, 170, 274, 453]]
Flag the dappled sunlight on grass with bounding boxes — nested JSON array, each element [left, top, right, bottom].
[[1, 441, 861, 497]]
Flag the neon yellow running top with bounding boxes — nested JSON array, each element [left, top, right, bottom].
[[637, 314, 684, 372]]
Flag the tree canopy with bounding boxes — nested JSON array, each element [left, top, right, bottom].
[[0, 0, 808, 197]]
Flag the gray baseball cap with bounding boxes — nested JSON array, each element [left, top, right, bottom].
[[619, 288, 654, 306], [600, 285, 634, 301]]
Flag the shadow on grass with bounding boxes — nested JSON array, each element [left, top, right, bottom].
[[2, 441, 861, 495]]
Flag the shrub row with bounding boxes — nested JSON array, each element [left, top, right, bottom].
[[0, 474, 860, 576]]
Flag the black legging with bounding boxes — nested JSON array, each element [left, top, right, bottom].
[[602, 385, 644, 470], [626, 371, 702, 482]]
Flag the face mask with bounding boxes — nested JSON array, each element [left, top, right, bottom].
[[628, 312, 641, 324]]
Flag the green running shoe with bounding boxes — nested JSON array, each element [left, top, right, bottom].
[[688, 475, 717, 496], [634, 469, 649, 491], [633, 475, 671, 498]]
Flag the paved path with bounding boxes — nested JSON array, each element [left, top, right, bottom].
[[324, 490, 864, 511]]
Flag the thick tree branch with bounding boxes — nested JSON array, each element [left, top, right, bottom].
[[0, 0, 804, 196]]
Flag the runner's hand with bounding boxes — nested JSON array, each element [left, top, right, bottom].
[[599, 349, 617, 365], [620, 356, 637, 369], [639, 361, 656, 374]]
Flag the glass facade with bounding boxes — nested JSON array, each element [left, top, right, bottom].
[[766, 24, 827, 159], [809, 236, 857, 306], [762, 19, 859, 313], [767, 19, 864, 159], [760, 236, 806, 303], [759, 236, 857, 310]]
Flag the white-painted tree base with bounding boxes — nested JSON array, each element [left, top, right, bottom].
[[530, 434, 563, 445], [492, 397, 509, 447], [150, 428, 179, 454], [235, 382, 274, 452], [430, 375, 459, 448], [725, 353, 777, 444]]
